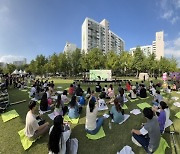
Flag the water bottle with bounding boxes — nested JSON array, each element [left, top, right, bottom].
[[109, 120, 112, 129]]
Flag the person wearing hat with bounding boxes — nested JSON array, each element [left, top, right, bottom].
[[25, 101, 49, 140]]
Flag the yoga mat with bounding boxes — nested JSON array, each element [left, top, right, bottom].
[[154, 137, 169, 154], [18, 128, 36, 150], [1, 110, 19, 122], [137, 103, 151, 110], [64, 115, 79, 124], [175, 112, 180, 119], [122, 104, 128, 110], [86, 127, 105, 140]]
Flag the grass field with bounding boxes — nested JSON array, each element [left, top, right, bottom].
[[0, 78, 179, 154]]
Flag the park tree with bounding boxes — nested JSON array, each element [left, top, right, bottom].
[[3, 64, 16, 74], [71, 48, 82, 76], [132, 47, 146, 76], [30, 55, 48, 76], [59, 52, 69, 76], [46, 53, 60, 74], [119, 51, 133, 75], [86, 48, 105, 69], [105, 50, 120, 73]]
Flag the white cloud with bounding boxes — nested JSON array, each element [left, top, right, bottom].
[[165, 36, 180, 66], [161, 10, 173, 19], [158, 0, 180, 24], [0, 55, 25, 64]]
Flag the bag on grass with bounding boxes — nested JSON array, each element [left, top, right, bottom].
[[66, 138, 78, 154]]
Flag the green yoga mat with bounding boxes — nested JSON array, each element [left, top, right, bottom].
[[86, 127, 105, 140], [154, 137, 169, 154], [64, 115, 79, 124], [130, 99, 139, 102], [122, 104, 128, 110], [137, 103, 151, 110], [175, 112, 180, 119], [18, 128, 36, 150], [139, 96, 149, 99], [1, 110, 19, 122]]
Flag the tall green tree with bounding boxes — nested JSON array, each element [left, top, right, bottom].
[[4, 64, 16, 74], [71, 48, 82, 75], [132, 47, 146, 76]]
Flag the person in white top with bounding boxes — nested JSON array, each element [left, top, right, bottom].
[[25, 101, 49, 140], [30, 85, 36, 97], [85, 97, 104, 135], [98, 95, 108, 111], [61, 90, 69, 105], [129, 86, 137, 99], [48, 115, 71, 154]]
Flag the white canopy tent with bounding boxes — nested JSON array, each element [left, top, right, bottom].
[[12, 69, 19, 75], [19, 70, 23, 74]]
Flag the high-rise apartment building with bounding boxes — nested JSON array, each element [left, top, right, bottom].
[[82, 17, 125, 53], [130, 31, 164, 60]]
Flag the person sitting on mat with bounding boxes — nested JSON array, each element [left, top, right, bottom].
[[85, 87, 91, 99], [99, 88, 107, 99], [98, 95, 107, 111], [129, 86, 137, 99], [85, 97, 104, 135], [48, 115, 71, 154], [75, 84, 83, 96], [139, 84, 147, 98], [68, 84, 75, 95], [61, 90, 69, 105], [78, 92, 86, 106], [95, 82, 102, 92], [152, 90, 163, 106], [68, 95, 82, 119], [54, 94, 68, 116], [131, 107, 160, 153], [107, 84, 115, 98], [110, 98, 124, 124], [25, 101, 49, 140], [40, 92, 52, 111], [152, 101, 167, 133]]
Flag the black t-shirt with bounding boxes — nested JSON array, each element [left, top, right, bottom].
[[95, 85, 102, 92]]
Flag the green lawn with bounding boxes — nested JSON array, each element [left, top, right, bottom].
[[0, 78, 179, 154]]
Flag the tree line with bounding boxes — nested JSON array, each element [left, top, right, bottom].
[[0, 47, 179, 77]]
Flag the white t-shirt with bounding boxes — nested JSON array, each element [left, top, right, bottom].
[[164, 108, 170, 124], [61, 95, 68, 105], [30, 87, 36, 96], [98, 99, 107, 110], [25, 111, 39, 138], [85, 104, 98, 130], [49, 126, 71, 154]]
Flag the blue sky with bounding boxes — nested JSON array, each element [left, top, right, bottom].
[[0, 0, 180, 65]]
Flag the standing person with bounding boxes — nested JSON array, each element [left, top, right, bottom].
[[48, 115, 71, 154], [110, 98, 124, 124], [131, 108, 160, 153], [85, 98, 104, 135], [25, 101, 49, 140]]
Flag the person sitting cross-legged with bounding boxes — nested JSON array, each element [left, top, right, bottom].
[[110, 98, 124, 124], [131, 107, 160, 154], [85, 97, 104, 135], [25, 101, 49, 140]]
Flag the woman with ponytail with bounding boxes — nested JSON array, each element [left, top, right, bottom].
[[85, 97, 104, 135], [48, 115, 71, 154], [110, 98, 124, 124]]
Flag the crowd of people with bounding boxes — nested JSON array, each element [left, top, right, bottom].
[[22, 79, 175, 154]]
